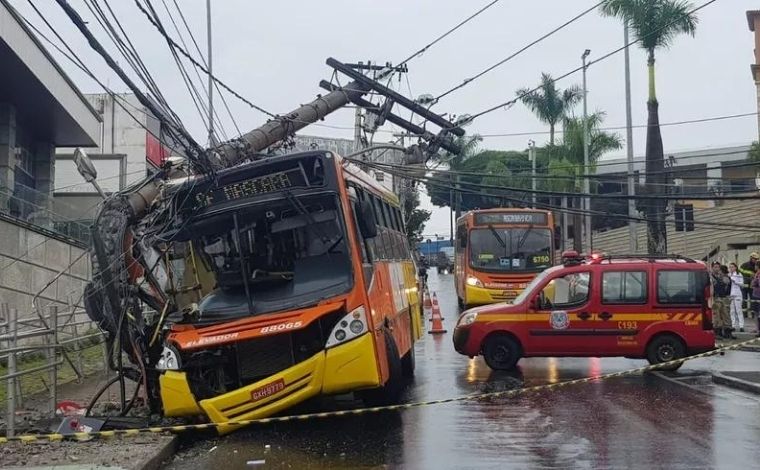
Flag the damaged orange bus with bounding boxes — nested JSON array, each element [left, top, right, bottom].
[[156, 151, 422, 432]]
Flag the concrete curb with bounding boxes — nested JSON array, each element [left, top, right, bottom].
[[711, 371, 760, 395], [134, 435, 179, 470]]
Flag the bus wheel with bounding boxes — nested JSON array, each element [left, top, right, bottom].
[[483, 334, 521, 371], [401, 313, 416, 378], [361, 330, 403, 406], [646, 334, 686, 371]]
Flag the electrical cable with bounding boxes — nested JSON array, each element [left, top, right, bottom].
[[355, 157, 760, 232], [169, 0, 243, 138], [360, 157, 760, 201], [132, 0, 275, 119], [434, 2, 604, 103], [467, 0, 720, 123]]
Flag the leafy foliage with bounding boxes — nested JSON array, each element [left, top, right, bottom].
[[516, 73, 582, 144], [401, 182, 431, 245], [749, 141, 760, 162], [600, 0, 698, 54]]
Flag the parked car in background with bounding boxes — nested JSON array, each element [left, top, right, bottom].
[[436, 247, 455, 273]]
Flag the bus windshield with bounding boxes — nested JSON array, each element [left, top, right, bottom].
[[469, 227, 552, 272], [185, 192, 353, 320]]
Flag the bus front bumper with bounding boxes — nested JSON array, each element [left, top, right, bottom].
[[159, 332, 380, 434], [465, 284, 520, 306]]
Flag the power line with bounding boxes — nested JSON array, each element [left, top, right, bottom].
[[396, 0, 503, 67], [478, 111, 760, 138], [367, 160, 760, 233], [358, 157, 760, 202], [131, 0, 275, 119], [467, 0, 720, 123], [169, 0, 242, 138], [434, 2, 604, 103]]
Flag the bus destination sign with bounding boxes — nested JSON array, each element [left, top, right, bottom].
[[474, 212, 548, 225], [188, 169, 305, 211]]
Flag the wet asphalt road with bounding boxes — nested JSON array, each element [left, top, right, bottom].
[[166, 270, 760, 469]]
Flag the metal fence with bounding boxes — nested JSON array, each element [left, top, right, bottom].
[[0, 302, 107, 437], [0, 184, 92, 245]]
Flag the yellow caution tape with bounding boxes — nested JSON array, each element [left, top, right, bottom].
[[2, 336, 759, 444]]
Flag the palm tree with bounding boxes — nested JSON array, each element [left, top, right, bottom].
[[545, 112, 622, 251], [516, 73, 583, 145], [600, 0, 699, 254]]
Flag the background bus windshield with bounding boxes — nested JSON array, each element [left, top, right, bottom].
[[469, 227, 551, 272]]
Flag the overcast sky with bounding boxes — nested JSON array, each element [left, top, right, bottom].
[[14, 0, 760, 237]]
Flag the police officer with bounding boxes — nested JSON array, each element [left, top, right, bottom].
[[739, 252, 759, 315], [711, 262, 734, 339]]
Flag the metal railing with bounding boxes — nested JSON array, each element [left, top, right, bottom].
[[0, 184, 92, 245], [0, 302, 107, 437]]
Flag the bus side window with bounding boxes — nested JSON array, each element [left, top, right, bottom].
[[456, 224, 467, 252], [349, 184, 375, 289]]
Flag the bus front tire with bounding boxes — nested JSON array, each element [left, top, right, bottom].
[[361, 330, 403, 406], [483, 334, 521, 371]]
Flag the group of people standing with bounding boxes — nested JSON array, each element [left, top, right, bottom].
[[711, 252, 760, 339]]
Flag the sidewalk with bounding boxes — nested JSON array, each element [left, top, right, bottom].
[[0, 372, 177, 470], [711, 322, 760, 395]]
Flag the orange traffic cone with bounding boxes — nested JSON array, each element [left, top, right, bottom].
[[429, 292, 447, 334], [423, 289, 433, 316]]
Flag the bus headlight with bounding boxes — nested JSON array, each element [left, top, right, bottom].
[[458, 311, 478, 326], [466, 276, 484, 288], [326, 306, 368, 348], [156, 345, 181, 371]]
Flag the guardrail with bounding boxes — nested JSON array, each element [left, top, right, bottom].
[[0, 302, 107, 438]]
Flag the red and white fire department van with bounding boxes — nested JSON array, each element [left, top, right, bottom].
[[453, 252, 715, 371]]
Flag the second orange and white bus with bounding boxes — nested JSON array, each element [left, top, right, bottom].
[[455, 208, 555, 309]]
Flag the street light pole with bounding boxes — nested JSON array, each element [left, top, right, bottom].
[[581, 49, 591, 252], [528, 140, 536, 208], [623, 21, 637, 252], [206, 0, 214, 147]]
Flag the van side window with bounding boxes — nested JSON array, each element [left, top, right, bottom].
[[602, 271, 647, 304], [540, 272, 590, 308], [657, 270, 702, 305]]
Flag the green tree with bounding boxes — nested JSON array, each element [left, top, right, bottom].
[[516, 73, 582, 145], [600, 0, 699, 254], [401, 181, 431, 245], [749, 141, 760, 162]]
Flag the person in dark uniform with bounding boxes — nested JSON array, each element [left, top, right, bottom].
[[739, 252, 758, 316], [711, 262, 734, 339]]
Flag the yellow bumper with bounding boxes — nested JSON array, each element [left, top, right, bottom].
[[465, 284, 520, 306], [159, 332, 379, 434]]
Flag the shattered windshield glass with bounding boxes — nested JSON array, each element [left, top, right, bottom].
[[186, 192, 352, 320]]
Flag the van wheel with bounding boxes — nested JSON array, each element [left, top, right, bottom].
[[361, 330, 403, 406], [483, 335, 521, 371], [646, 335, 686, 371]]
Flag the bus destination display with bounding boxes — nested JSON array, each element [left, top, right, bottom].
[[475, 212, 548, 225], [190, 169, 305, 211]]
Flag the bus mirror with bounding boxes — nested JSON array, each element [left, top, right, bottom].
[[355, 200, 378, 239], [458, 236, 466, 248]]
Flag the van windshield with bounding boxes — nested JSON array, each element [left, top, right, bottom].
[[513, 267, 555, 304]]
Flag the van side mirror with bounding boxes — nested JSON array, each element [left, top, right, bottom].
[[355, 200, 378, 239], [530, 295, 540, 311]]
